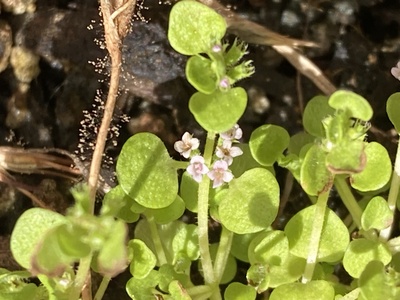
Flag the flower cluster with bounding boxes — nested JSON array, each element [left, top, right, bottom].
[[174, 125, 243, 188]]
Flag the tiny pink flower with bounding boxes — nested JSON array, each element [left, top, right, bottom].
[[216, 140, 243, 165], [220, 124, 243, 141], [174, 132, 200, 158], [212, 44, 222, 53], [207, 160, 234, 188], [187, 155, 209, 183], [391, 61, 400, 80], [219, 77, 230, 89]]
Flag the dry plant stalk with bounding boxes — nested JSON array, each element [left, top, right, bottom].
[[88, 0, 136, 211], [82, 1, 135, 299], [0, 147, 81, 209]]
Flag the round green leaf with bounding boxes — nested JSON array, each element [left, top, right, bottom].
[[328, 90, 373, 121], [386, 92, 400, 132], [248, 230, 289, 266], [343, 238, 392, 278], [97, 220, 128, 277], [146, 196, 185, 224], [270, 280, 335, 300], [10, 208, 67, 270], [359, 261, 400, 300], [128, 239, 157, 279], [249, 124, 290, 166], [231, 233, 258, 263], [361, 196, 393, 231], [350, 142, 392, 192], [219, 168, 279, 234], [268, 254, 305, 288], [172, 224, 199, 261], [224, 282, 256, 300], [303, 95, 333, 137], [180, 171, 199, 212], [116, 133, 178, 209], [284, 205, 350, 263], [168, 280, 191, 300], [186, 55, 218, 94], [126, 269, 160, 299], [189, 88, 247, 133], [102, 185, 141, 223], [168, 0, 226, 55], [287, 132, 315, 156], [230, 143, 267, 178], [300, 144, 333, 196]]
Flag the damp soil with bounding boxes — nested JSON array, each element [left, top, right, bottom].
[[0, 0, 399, 299]]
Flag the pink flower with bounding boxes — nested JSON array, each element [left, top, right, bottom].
[[187, 155, 209, 183], [220, 124, 243, 141], [216, 140, 243, 165], [391, 61, 400, 80], [207, 160, 234, 188], [174, 132, 200, 158]]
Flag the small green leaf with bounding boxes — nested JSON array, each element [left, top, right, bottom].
[[230, 143, 267, 178], [31, 226, 75, 276], [287, 132, 315, 156], [186, 55, 218, 94], [359, 261, 400, 300], [326, 140, 365, 174], [10, 208, 67, 270], [285, 205, 350, 263], [158, 264, 192, 293], [168, 280, 192, 300], [249, 124, 290, 166], [168, 0, 226, 55], [300, 144, 333, 196], [303, 95, 333, 137], [328, 90, 373, 121], [246, 263, 269, 293], [248, 230, 289, 266], [180, 171, 199, 212], [189, 88, 247, 133], [101, 185, 141, 223], [117, 133, 178, 209], [361, 196, 393, 231], [270, 280, 335, 300], [126, 269, 160, 299], [386, 92, 400, 133], [128, 239, 157, 279], [343, 238, 392, 278], [146, 195, 185, 224], [231, 233, 258, 263], [350, 142, 392, 191], [224, 282, 256, 300], [219, 168, 279, 234], [172, 224, 199, 261], [97, 220, 128, 277], [268, 254, 305, 288]]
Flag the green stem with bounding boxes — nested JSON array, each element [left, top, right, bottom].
[[380, 136, 400, 240], [301, 190, 329, 283], [147, 215, 168, 265], [213, 226, 233, 282], [93, 276, 111, 300], [186, 285, 213, 297], [70, 255, 92, 300], [334, 176, 363, 229], [197, 132, 216, 287]]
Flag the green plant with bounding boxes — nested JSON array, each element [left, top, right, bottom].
[[2, 1, 400, 300]]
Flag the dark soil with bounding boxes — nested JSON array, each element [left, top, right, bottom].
[[0, 0, 399, 299]]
